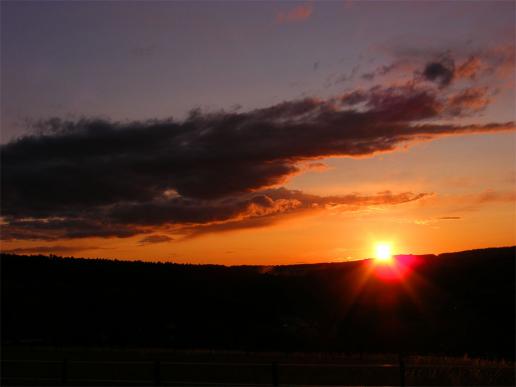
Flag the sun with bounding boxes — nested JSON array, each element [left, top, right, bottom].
[[374, 243, 393, 263]]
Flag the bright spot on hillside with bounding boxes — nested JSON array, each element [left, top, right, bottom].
[[374, 243, 393, 263]]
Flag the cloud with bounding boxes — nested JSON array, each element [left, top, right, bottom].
[[0, 218, 144, 241], [276, 4, 313, 24], [474, 190, 516, 204], [363, 41, 514, 91], [177, 188, 429, 238], [1, 188, 429, 241], [138, 235, 174, 245], [3, 87, 510, 212], [446, 87, 491, 116], [455, 56, 484, 80], [456, 190, 516, 213], [0, 245, 94, 254], [417, 189, 516, 214], [360, 61, 412, 82], [333, 65, 360, 85], [1, 72, 513, 241], [490, 43, 515, 80], [301, 162, 329, 172], [422, 58, 455, 87], [405, 215, 461, 226]]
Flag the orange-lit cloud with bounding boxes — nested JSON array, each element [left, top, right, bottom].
[[276, 3, 313, 24], [473, 189, 516, 204], [300, 161, 330, 172], [446, 87, 490, 116], [489, 43, 515, 80], [360, 41, 514, 90], [455, 56, 484, 80], [417, 189, 516, 213]]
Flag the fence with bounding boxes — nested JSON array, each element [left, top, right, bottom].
[[1, 357, 513, 386]]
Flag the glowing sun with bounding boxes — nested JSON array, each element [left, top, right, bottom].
[[374, 243, 393, 262]]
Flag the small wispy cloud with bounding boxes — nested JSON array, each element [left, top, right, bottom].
[[276, 3, 313, 24], [138, 235, 174, 246]]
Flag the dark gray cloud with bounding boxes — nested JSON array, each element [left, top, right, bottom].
[[1, 80, 512, 241], [422, 59, 455, 87]]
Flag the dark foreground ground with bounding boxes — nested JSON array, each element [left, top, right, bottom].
[[2, 347, 515, 386], [1, 247, 515, 385]]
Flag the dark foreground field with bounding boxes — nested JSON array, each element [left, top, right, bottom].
[[1, 247, 515, 385], [2, 347, 515, 386]]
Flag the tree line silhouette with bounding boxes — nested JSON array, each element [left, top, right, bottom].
[[1, 247, 514, 359]]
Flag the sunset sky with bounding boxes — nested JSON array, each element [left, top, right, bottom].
[[1, 1, 515, 264]]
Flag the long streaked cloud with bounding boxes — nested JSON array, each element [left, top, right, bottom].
[[111, 188, 429, 227], [1, 219, 144, 241], [178, 189, 429, 238], [0, 245, 95, 254], [1, 53, 513, 241], [1, 188, 429, 241]]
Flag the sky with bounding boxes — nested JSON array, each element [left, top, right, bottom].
[[1, 1, 515, 264]]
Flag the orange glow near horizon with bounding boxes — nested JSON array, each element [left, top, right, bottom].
[[372, 254, 424, 282]]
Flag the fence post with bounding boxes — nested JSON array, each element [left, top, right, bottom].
[[153, 360, 161, 386], [399, 353, 405, 387], [272, 361, 279, 386], [61, 359, 68, 385]]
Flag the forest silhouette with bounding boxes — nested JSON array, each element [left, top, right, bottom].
[[1, 247, 514, 359]]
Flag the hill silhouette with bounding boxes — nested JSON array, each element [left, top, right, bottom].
[[1, 247, 514, 358]]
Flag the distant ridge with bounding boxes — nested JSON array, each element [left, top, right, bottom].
[[1, 245, 514, 268], [1, 246, 514, 358]]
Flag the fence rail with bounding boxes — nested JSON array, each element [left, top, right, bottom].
[[2, 358, 513, 386]]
